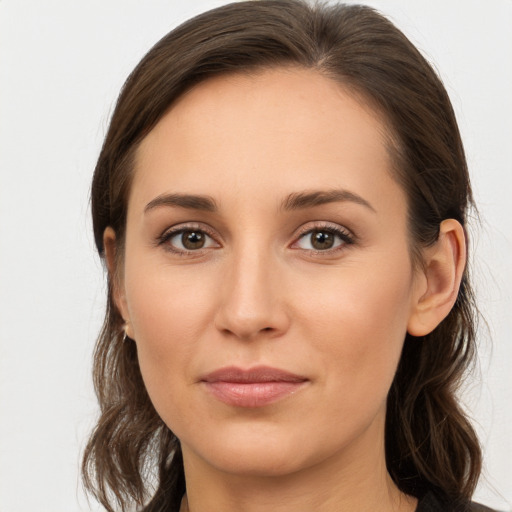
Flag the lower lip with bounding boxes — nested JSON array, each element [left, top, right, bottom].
[[203, 381, 307, 407]]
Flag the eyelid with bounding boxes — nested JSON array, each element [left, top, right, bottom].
[[290, 221, 355, 252], [155, 220, 355, 256], [156, 222, 221, 254]]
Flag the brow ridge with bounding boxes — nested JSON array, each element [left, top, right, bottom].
[[282, 189, 375, 212], [144, 189, 375, 214], [144, 193, 218, 213]]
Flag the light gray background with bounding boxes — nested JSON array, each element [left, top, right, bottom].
[[0, 1, 510, 511]]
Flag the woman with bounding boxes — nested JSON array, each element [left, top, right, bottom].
[[83, 1, 494, 511]]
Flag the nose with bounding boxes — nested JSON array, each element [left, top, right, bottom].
[[214, 245, 290, 341]]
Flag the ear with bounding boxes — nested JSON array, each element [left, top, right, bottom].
[[407, 219, 466, 337], [103, 227, 133, 338]]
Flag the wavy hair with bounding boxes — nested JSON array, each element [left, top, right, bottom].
[[83, 2, 481, 511]]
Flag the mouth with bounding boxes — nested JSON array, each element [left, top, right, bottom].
[[200, 366, 309, 408]]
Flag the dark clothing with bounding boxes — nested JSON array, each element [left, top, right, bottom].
[[417, 492, 497, 512]]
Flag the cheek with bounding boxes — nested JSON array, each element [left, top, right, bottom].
[[123, 258, 218, 415], [295, 256, 415, 403], [125, 247, 217, 339]]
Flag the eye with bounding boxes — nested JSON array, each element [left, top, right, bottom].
[[159, 227, 219, 253], [293, 226, 354, 252]]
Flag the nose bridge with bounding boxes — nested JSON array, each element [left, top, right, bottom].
[[215, 235, 287, 339], [231, 240, 272, 306]]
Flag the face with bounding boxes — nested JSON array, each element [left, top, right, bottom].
[[112, 68, 425, 479]]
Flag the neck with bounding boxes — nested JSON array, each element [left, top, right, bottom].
[[180, 415, 417, 512]]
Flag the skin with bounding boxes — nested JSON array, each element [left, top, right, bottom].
[[105, 67, 466, 512]]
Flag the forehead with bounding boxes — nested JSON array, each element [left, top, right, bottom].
[[131, 67, 402, 215]]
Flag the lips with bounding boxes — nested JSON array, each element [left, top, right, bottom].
[[201, 366, 308, 408]]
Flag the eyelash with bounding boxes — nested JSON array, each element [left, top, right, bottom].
[[156, 223, 219, 256], [291, 223, 355, 255], [156, 222, 355, 256]]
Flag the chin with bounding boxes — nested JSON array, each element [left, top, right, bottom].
[[179, 419, 356, 480], [179, 421, 307, 475], [206, 446, 310, 478]]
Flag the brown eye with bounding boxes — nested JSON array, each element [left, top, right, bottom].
[[163, 228, 218, 253], [181, 231, 206, 250], [294, 226, 352, 252], [310, 231, 335, 250]]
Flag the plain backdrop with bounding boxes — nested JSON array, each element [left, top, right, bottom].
[[0, 1, 511, 511]]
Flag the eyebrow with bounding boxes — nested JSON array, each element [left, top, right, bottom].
[[144, 193, 218, 213], [282, 189, 376, 213], [144, 188, 375, 214]]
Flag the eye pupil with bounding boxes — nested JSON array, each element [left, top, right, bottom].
[[182, 231, 205, 250], [311, 230, 334, 250]]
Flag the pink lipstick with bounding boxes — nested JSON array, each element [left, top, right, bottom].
[[201, 366, 308, 407]]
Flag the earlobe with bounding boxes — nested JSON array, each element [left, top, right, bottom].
[[103, 227, 132, 336], [407, 219, 466, 337]]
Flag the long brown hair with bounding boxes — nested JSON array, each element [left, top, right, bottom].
[[83, 2, 481, 511]]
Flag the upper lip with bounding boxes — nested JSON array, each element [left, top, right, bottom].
[[201, 365, 308, 383]]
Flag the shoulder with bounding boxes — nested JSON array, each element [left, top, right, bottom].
[[416, 493, 498, 512]]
